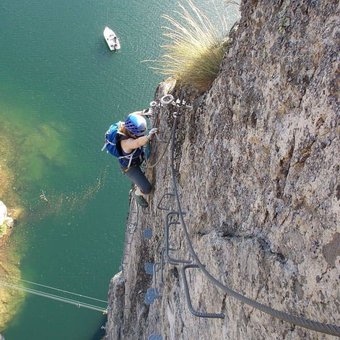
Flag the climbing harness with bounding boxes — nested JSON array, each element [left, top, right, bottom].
[[102, 122, 144, 169]]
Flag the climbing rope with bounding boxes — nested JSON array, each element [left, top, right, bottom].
[[167, 114, 340, 337]]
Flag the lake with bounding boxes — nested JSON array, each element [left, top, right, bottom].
[[0, 0, 239, 339]]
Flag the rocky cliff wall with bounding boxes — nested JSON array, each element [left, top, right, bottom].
[[106, 1, 339, 339]]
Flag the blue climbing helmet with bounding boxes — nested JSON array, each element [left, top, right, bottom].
[[124, 114, 147, 137]]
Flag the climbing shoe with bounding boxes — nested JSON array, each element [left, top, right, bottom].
[[134, 193, 149, 208]]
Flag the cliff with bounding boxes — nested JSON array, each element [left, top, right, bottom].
[[106, 1, 339, 339], [0, 129, 24, 332]]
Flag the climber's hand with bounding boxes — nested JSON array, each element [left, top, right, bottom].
[[148, 128, 158, 139]]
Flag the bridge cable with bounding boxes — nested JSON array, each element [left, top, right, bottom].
[[16, 278, 108, 304], [0, 280, 107, 314]]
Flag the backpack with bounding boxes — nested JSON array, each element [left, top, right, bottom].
[[101, 122, 144, 168], [101, 122, 122, 157]]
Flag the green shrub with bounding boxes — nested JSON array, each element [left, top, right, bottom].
[[153, 0, 230, 92]]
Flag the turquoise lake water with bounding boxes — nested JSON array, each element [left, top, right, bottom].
[[0, 0, 239, 339]]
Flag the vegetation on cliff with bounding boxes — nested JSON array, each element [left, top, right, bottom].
[[152, 0, 238, 92]]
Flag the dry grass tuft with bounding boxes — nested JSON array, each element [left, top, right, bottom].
[[152, 0, 232, 92]]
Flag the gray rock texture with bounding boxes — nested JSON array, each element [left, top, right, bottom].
[[106, 0, 339, 339]]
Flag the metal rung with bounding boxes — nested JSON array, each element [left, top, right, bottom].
[[153, 261, 164, 288], [181, 264, 225, 319], [157, 193, 175, 211], [165, 212, 191, 265]]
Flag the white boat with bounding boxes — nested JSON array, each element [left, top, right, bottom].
[[103, 26, 121, 51]]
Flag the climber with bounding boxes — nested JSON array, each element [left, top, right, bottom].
[[102, 111, 158, 208]]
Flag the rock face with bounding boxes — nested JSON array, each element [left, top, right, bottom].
[[106, 1, 339, 339]]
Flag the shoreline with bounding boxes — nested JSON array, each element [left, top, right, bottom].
[[0, 131, 23, 246], [0, 132, 25, 332]]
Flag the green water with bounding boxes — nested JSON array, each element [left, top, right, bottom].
[[0, 0, 239, 339], [0, 0, 178, 339]]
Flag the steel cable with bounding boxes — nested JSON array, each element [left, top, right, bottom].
[[145, 101, 178, 169], [169, 115, 340, 337], [146, 132, 172, 169]]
